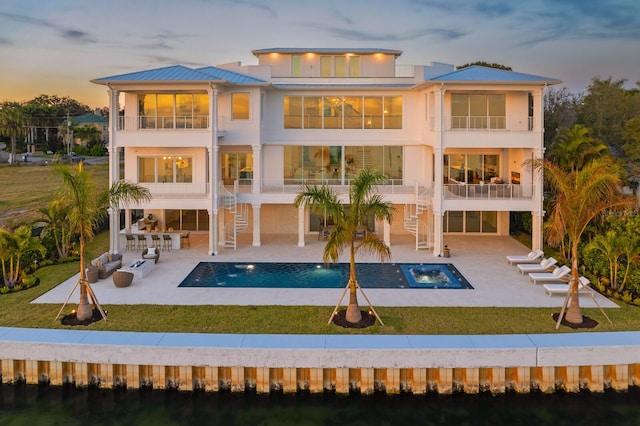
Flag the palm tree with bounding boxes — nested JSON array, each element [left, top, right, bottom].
[[531, 158, 634, 325], [547, 124, 609, 173], [0, 104, 27, 165], [0, 226, 46, 288], [56, 163, 151, 321], [37, 200, 73, 259], [586, 231, 623, 290], [294, 170, 395, 324]]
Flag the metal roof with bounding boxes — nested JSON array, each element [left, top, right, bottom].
[[71, 113, 108, 124], [430, 65, 561, 84], [92, 65, 214, 83], [252, 48, 403, 57]]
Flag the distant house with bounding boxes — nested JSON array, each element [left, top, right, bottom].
[[92, 47, 560, 256], [71, 112, 109, 146]]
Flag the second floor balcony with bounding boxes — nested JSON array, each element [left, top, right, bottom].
[[444, 183, 533, 200]]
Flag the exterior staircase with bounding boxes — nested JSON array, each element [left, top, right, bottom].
[[404, 184, 432, 250], [220, 181, 249, 249]]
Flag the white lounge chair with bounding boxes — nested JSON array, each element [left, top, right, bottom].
[[506, 249, 544, 265], [529, 265, 571, 284], [543, 277, 592, 296], [516, 257, 558, 275]]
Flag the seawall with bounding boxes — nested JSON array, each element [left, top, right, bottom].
[[1, 327, 640, 394]]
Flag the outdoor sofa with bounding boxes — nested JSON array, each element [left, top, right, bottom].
[[90, 252, 123, 279]]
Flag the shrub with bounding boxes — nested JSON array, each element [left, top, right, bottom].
[[0, 287, 9, 295], [89, 144, 105, 156]]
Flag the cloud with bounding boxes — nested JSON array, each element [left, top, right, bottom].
[[0, 11, 96, 44], [307, 23, 467, 42], [227, 0, 277, 18]]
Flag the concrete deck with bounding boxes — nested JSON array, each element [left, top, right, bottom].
[[33, 234, 617, 309]]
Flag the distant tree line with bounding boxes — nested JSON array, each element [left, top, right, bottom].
[[0, 95, 103, 162]]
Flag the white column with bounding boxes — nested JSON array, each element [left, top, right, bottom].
[[432, 209, 444, 257], [124, 209, 131, 231], [252, 204, 261, 247], [208, 86, 219, 256], [432, 143, 444, 257], [252, 144, 261, 194], [298, 205, 306, 247], [532, 210, 544, 252], [209, 208, 218, 256], [107, 88, 120, 254], [383, 219, 391, 247]]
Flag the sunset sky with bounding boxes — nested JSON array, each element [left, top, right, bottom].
[[1, 0, 639, 108]]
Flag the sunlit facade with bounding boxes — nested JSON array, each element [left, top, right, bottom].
[[93, 48, 559, 256]]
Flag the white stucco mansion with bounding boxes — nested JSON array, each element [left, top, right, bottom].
[[92, 47, 560, 256]]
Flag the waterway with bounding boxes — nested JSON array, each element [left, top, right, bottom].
[[1, 385, 639, 425]]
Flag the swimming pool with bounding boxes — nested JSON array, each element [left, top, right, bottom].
[[178, 262, 473, 289]]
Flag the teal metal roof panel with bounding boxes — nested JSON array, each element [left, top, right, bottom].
[[430, 65, 560, 84], [196, 66, 266, 84], [71, 113, 108, 124], [93, 65, 213, 82]]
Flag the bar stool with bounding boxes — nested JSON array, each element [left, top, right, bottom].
[[162, 234, 173, 251], [151, 234, 161, 250], [180, 231, 190, 249], [125, 234, 136, 251], [136, 234, 147, 250]]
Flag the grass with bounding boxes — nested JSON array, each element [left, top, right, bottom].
[[0, 161, 108, 229], [1, 164, 640, 335]]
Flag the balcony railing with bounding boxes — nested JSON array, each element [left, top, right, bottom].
[[261, 178, 414, 194], [139, 182, 210, 198], [444, 183, 533, 200], [429, 116, 534, 132], [117, 115, 209, 130]]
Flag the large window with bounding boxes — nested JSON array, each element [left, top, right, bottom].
[[232, 93, 250, 120], [138, 94, 208, 129], [444, 211, 497, 233], [444, 154, 499, 184], [283, 95, 402, 129], [137, 156, 193, 183], [284, 145, 402, 185], [451, 93, 505, 129], [165, 209, 209, 231], [221, 152, 253, 185]]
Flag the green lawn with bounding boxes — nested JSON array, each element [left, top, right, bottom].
[[1, 164, 640, 335]]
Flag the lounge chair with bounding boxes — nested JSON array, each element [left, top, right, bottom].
[[543, 277, 592, 296], [506, 249, 544, 265], [516, 257, 557, 275], [529, 265, 571, 284]]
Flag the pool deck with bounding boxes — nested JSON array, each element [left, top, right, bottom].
[[33, 234, 617, 309]]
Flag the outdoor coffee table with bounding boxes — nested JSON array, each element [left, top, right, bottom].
[[118, 259, 155, 279]]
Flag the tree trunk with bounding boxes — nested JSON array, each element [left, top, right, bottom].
[[565, 247, 583, 324], [76, 284, 92, 321], [345, 243, 361, 324], [345, 279, 362, 323], [76, 237, 92, 321]]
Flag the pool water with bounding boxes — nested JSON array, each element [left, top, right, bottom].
[[178, 262, 473, 289]]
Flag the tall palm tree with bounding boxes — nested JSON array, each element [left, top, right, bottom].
[[531, 158, 634, 325], [0, 104, 27, 165], [56, 163, 151, 321], [547, 124, 609, 173], [294, 170, 395, 324]]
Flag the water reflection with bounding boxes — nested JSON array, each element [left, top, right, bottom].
[[1, 384, 639, 425]]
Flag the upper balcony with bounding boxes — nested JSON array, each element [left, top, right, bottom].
[[118, 115, 215, 131]]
